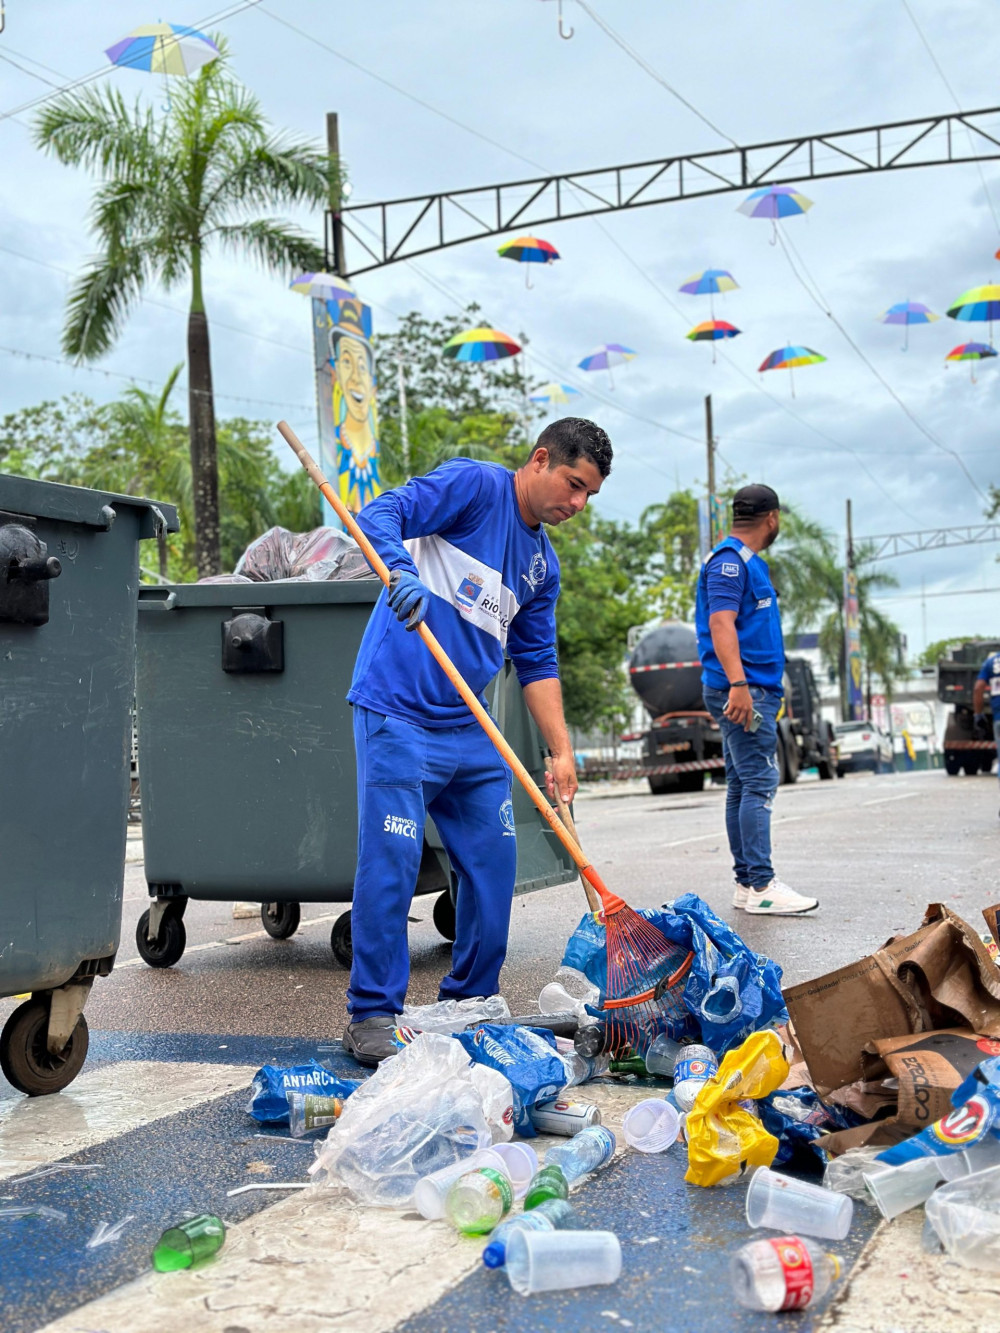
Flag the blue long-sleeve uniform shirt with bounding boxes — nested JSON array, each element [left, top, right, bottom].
[[348, 459, 561, 727], [978, 651, 1000, 720]]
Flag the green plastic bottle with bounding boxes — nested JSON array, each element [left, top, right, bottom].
[[523, 1164, 569, 1210], [445, 1167, 514, 1236], [151, 1214, 226, 1271]]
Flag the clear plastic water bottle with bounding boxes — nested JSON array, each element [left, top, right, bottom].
[[523, 1165, 569, 1210], [672, 1045, 718, 1112], [731, 1235, 842, 1312], [545, 1126, 616, 1184], [481, 1198, 578, 1268], [445, 1167, 513, 1235], [559, 1049, 610, 1087]]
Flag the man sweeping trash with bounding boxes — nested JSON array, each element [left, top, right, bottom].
[[342, 417, 612, 1065], [695, 484, 818, 916]]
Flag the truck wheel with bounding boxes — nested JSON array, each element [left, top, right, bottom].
[[944, 752, 961, 776], [261, 901, 301, 940], [135, 908, 186, 968], [817, 757, 835, 780], [0, 998, 89, 1096], [331, 911, 353, 968], [647, 774, 675, 795], [675, 771, 705, 793], [778, 734, 799, 785], [433, 889, 457, 942]]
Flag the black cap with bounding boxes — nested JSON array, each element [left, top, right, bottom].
[[732, 483, 781, 519]]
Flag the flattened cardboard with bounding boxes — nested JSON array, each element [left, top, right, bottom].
[[984, 902, 1000, 952]]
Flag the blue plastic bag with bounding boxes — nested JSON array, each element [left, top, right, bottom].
[[758, 1087, 861, 1166], [247, 1060, 362, 1124], [455, 1024, 567, 1137]]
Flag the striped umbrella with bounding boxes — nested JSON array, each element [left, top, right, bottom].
[[679, 269, 739, 319], [945, 341, 998, 382], [738, 185, 813, 244], [686, 319, 740, 364], [577, 343, 636, 390], [879, 301, 939, 352], [497, 235, 560, 287], [442, 326, 521, 363], [105, 23, 219, 76], [529, 382, 582, 408], [758, 345, 826, 397], [289, 272, 358, 302]]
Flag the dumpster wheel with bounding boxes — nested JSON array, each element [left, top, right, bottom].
[[0, 997, 89, 1096], [261, 902, 301, 940], [135, 907, 186, 968], [331, 911, 352, 968]]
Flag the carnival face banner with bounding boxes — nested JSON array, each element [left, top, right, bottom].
[[316, 296, 381, 514]]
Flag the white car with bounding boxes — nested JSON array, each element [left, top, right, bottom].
[[834, 721, 894, 775]]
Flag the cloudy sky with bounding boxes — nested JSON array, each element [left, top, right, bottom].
[[1, 1, 999, 653]]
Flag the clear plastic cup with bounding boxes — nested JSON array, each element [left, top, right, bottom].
[[644, 1033, 682, 1078], [863, 1158, 945, 1220], [505, 1229, 622, 1295], [746, 1166, 854, 1240], [491, 1142, 539, 1200], [413, 1148, 510, 1220], [622, 1099, 681, 1154]]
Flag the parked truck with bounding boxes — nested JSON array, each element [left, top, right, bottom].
[[626, 620, 838, 794], [937, 638, 1000, 776]]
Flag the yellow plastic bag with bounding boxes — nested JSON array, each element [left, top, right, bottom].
[[685, 1030, 789, 1187]]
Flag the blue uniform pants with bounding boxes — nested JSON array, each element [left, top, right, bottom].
[[703, 685, 782, 889], [347, 706, 518, 1021]]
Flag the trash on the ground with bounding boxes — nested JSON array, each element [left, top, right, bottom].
[[823, 1145, 889, 1202], [455, 1024, 567, 1137], [226, 1182, 309, 1196], [446, 1165, 514, 1234], [482, 1196, 579, 1269], [645, 1033, 684, 1078], [539, 969, 601, 1020], [730, 1235, 842, 1312], [12, 1163, 102, 1184], [247, 1061, 362, 1126], [622, 1098, 681, 1154], [685, 1031, 789, 1187], [875, 1078, 1000, 1168], [151, 1214, 226, 1271], [746, 1166, 853, 1241], [545, 1125, 617, 1185], [672, 1044, 719, 1112], [862, 1156, 949, 1220], [524, 1164, 570, 1209], [413, 1147, 513, 1220], [200, 525, 372, 584], [528, 1099, 601, 1135], [286, 1091, 346, 1137], [924, 1162, 1000, 1269], [309, 1033, 509, 1207], [491, 1141, 539, 1199], [759, 1087, 861, 1168], [559, 1048, 609, 1086], [608, 1055, 653, 1078], [785, 903, 1000, 1153], [0, 1205, 68, 1222], [86, 1216, 135, 1249], [505, 1228, 622, 1296], [398, 995, 511, 1035]]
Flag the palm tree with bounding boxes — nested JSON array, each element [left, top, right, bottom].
[[34, 43, 338, 576]]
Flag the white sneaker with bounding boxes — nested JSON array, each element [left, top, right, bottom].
[[732, 883, 750, 909], [745, 879, 818, 916]]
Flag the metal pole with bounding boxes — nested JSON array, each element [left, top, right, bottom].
[[326, 112, 347, 277], [705, 394, 716, 545], [397, 352, 410, 480]]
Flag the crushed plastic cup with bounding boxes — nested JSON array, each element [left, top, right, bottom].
[[863, 1157, 947, 1220], [746, 1166, 853, 1241], [413, 1148, 511, 1221], [504, 1228, 622, 1295], [644, 1033, 683, 1078], [622, 1099, 681, 1154], [490, 1142, 538, 1200]]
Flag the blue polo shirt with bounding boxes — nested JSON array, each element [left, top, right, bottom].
[[694, 535, 785, 692], [978, 651, 1000, 720]]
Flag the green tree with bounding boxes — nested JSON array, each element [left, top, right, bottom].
[[638, 489, 702, 619], [0, 394, 108, 480], [917, 635, 982, 669], [34, 42, 338, 576]]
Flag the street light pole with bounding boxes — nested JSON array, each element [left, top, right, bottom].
[[326, 112, 346, 276], [705, 394, 716, 547], [397, 352, 411, 480]]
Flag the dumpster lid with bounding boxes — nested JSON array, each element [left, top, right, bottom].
[[138, 578, 381, 610], [0, 472, 179, 538]]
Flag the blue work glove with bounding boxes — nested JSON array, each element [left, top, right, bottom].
[[387, 568, 429, 631]]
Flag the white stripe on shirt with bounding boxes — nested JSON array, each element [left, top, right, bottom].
[[404, 534, 521, 649]]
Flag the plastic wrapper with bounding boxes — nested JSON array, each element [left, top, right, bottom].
[[924, 1162, 1000, 1270], [685, 1030, 789, 1187], [759, 1087, 862, 1167], [235, 526, 372, 582], [309, 1033, 511, 1207], [822, 1145, 888, 1203], [397, 995, 511, 1036], [456, 1024, 567, 1137], [876, 1081, 1000, 1169], [246, 1061, 362, 1125]]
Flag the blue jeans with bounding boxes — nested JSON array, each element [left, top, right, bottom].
[[703, 685, 783, 889], [994, 718, 1000, 787], [347, 706, 517, 1021]]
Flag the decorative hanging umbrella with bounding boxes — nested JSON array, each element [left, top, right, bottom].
[[290, 272, 358, 302], [679, 268, 739, 319], [879, 301, 939, 351], [947, 283, 1000, 347], [738, 185, 813, 244], [442, 326, 521, 362], [758, 345, 826, 397], [945, 341, 998, 383], [105, 23, 220, 76], [577, 343, 636, 389], [497, 235, 560, 288], [686, 320, 741, 364], [528, 382, 582, 407]]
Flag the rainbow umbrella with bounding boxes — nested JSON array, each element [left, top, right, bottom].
[[945, 341, 997, 382], [738, 185, 813, 244], [686, 320, 740, 364], [529, 382, 582, 407], [679, 269, 739, 296], [289, 272, 358, 302], [577, 343, 636, 389], [879, 301, 939, 351], [498, 235, 560, 288], [947, 284, 1000, 321], [758, 345, 826, 397], [443, 326, 521, 363], [105, 23, 219, 76]]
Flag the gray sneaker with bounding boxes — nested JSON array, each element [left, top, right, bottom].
[[343, 1015, 400, 1067]]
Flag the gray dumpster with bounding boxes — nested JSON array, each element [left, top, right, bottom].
[[134, 579, 576, 968], [0, 473, 177, 1094]]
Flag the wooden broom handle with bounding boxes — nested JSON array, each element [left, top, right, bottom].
[[546, 758, 602, 913], [277, 421, 614, 905]]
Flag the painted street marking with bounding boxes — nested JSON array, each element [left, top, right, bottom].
[[860, 792, 917, 808], [116, 912, 346, 969]]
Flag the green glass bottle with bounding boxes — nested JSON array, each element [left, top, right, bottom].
[[523, 1164, 569, 1210], [609, 1056, 653, 1077], [151, 1213, 226, 1271]]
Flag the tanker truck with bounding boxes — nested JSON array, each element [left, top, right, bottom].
[[626, 620, 838, 794]]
